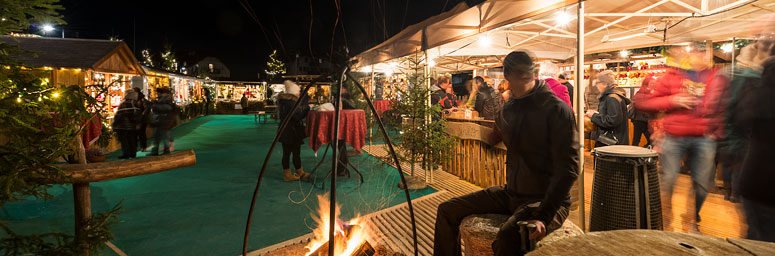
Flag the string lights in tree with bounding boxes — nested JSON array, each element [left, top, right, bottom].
[[265, 49, 285, 82], [141, 49, 154, 67]]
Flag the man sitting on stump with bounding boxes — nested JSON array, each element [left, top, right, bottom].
[[434, 50, 580, 256]]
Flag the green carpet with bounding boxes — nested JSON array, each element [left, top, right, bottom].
[[1, 115, 435, 255]]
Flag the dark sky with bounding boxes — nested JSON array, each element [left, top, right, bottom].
[[57, 0, 484, 80]]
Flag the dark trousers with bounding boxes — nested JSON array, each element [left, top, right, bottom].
[[205, 101, 210, 115], [281, 142, 302, 169], [631, 120, 652, 147], [116, 129, 137, 158], [152, 127, 170, 153], [337, 140, 349, 176], [434, 186, 569, 256], [743, 197, 775, 242], [137, 123, 148, 150]]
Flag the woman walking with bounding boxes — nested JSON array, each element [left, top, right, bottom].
[[277, 81, 311, 181], [587, 77, 631, 147]]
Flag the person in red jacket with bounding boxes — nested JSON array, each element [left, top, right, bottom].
[[634, 43, 728, 234]]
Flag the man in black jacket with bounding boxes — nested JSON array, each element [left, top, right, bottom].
[[434, 51, 579, 255], [473, 76, 499, 120], [431, 76, 457, 109]]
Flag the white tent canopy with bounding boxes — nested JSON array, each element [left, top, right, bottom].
[[354, 0, 775, 73]]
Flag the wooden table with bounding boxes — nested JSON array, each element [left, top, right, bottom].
[[528, 229, 775, 256]]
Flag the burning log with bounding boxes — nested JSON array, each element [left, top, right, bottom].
[[308, 223, 375, 256]]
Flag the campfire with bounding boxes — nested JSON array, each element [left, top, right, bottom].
[[305, 194, 375, 256]]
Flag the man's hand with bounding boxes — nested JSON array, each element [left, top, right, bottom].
[[671, 94, 698, 109], [584, 110, 597, 118], [527, 220, 546, 240]]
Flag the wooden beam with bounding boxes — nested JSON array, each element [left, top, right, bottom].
[[668, 0, 705, 14], [585, 0, 670, 36], [585, 13, 693, 17], [51, 149, 196, 183]]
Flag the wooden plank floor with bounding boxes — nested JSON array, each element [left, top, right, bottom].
[[256, 145, 745, 256]]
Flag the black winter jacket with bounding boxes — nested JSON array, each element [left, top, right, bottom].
[[475, 85, 499, 120], [494, 80, 580, 225], [150, 95, 176, 128], [591, 87, 631, 147], [736, 58, 775, 206], [277, 93, 310, 145], [112, 100, 141, 130]]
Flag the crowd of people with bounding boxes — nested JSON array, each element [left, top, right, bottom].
[[112, 87, 182, 158], [432, 15, 775, 255]]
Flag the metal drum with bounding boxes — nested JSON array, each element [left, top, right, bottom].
[[590, 145, 662, 231]]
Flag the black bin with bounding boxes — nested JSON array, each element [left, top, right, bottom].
[[590, 145, 662, 231]]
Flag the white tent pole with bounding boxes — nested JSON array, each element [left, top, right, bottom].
[[576, 0, 586, 233], [425, 50, 433, 185]]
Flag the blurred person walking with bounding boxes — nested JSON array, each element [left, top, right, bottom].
[[557, 72, 574, 105], [586, 76, 630, 147], [538, 62, 572, 109], [133, 87, 151, 152], [150, 87, 176, 156], [277, 81, 310, 181], [635, 43, 728, 233], [113, 89, 141, 159], [734, 18, 775, 241], [431, 76, 457, 109], [630, 76, 656, 147]]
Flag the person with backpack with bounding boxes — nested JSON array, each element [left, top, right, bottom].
[[150, 87, 176, 156], [586, 77, 631, 147], [277, 81, 311, 181], [112, 90, 141, 159]]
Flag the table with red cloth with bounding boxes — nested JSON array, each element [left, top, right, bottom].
[[306, 109, 367, 154], [373, 100, 392, 117]]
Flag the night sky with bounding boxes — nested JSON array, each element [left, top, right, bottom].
[[56, 0, 484, 80]]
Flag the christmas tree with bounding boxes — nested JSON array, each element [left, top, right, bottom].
[[161, 46, 178, 72], [265, 49, 285, 83], [141, 49, 154, 67]]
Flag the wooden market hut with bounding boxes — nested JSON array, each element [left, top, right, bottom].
[[1, 36, 145, 115]]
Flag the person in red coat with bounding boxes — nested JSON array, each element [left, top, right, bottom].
[[634, 43, 728, 233]]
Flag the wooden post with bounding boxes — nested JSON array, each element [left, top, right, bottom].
[[576, 0, 587, 232], [73, 136, 91, 255]]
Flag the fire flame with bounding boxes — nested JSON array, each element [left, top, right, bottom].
[[305, 194, 368, 256]]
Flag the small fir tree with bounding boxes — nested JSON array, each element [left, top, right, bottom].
[[265, 50, 285, 82], [141, 49, 154, 67], [160, 46, 178, 72]]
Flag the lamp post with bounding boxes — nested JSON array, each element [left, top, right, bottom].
[[41, 24, 63, 38]]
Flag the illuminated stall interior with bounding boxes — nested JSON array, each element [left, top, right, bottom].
[[215, 81, 267, 101], [1, 36, 145, 118]]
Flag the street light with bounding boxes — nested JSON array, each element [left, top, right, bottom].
[[42, 24, 54, 32]]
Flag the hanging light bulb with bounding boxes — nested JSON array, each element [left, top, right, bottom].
[[556, 12, 571, 26], [53, 92, 60, 98], [428, 59, 436, 67], [721, 43, 733, 53], [16, 97, 21, 103], [620, 50, 629, 58], [478, 35, 492, 47]]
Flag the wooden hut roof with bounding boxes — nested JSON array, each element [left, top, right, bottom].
[[1, 36, 145, 75]]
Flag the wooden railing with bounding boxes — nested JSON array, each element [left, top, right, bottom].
[[442, 120, 579, 210]]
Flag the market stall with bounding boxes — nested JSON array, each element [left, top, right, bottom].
[[351, 0, 775, 232], [1, 36, 146, 118]]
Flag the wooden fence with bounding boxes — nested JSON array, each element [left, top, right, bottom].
[[442, 121, 579, 210]]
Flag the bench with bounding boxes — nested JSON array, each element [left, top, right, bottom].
[[459, 214, 583, 256], [251, 111, 270, 124]]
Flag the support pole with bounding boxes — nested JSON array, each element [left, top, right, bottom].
[[328, 68, 346, 256], [424, 50, 433, 184], [73, 136, 91, 255], [370, 65, 375, 147], [731, 37, 736, 78], [575, 0, 587, 232]]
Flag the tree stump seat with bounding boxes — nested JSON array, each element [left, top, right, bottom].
[[459, 214, 583, 256]]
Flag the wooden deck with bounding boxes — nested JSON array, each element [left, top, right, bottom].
[[253, 144, 745, 255]]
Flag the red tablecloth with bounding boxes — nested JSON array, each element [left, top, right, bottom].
[[306, 109, 367, 153], [373, 100, 392, 117]]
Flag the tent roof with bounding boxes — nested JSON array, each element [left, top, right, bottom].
[[354, 0, 775, 73]]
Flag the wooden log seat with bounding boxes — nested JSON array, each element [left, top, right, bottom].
[[459, 214, 583, 256], [49, 149, 196, 183]]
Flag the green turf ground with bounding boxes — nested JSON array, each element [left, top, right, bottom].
[[1, 115, 435, 255]]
